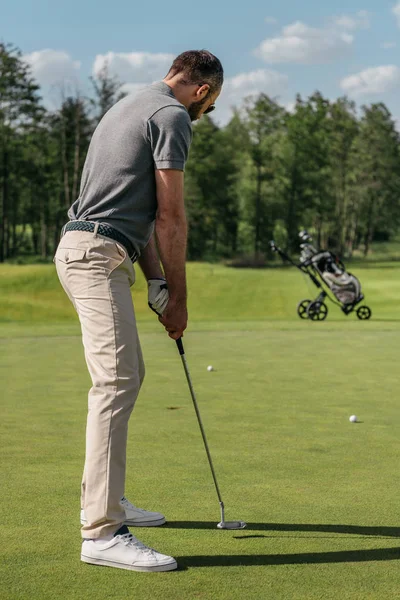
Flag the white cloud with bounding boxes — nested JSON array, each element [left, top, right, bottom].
[[340, 65, 400, 96], [214, 69, 288, 125], [116, 66, 288, 126], [24, 49, 81, 87], [393, 2, 400, 28], [225, 69, 288, 93], [382, 41, 397, 49], [119, 82, 148, 96], [92, 52, 174, 84], [285, 100, 296, 114], [254, 20, 354, 64], [332, 10, 370, 30], [265, 16, 278, 25]]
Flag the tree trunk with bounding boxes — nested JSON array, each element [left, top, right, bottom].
[[71, 101, 81, 202], [60, 117, 70, 210], [21, 221, 27, 254], [32, 226, 39, 255], [5, 216, 10, 259], [231, 222, 237, 254], [345, 190, 358, 257], [0, 148, 9, 262], [346, 213, 357, 258], [12, 213, 17, 257], [54, 221, 61, 252], [285, 162, 297, 252], [40, 195, 47, 259], [254, 162, 262, 257], [316, 216, 323, 248], [54, 190, 64, 250], [338, 162, 347, 256], [363, 194, 375, 257]]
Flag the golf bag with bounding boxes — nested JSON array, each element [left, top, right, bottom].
[[270, 231, 372, 321]]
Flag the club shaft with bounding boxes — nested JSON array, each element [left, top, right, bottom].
[[178, 352, 224, 507]]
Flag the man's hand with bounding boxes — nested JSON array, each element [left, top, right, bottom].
[[148, 278, 169, 316], [159, 299, 188, 340]]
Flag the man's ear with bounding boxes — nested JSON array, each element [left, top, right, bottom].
[[197, 84, 210, 99]]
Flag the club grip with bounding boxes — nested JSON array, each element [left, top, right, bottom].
[[176, 337, 185, 356]]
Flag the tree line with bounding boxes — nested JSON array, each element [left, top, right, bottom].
[[1, 41, 400, 264]]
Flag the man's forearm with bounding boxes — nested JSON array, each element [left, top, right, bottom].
[[138, 233, 164, 280], [155, 213, 187, 302]]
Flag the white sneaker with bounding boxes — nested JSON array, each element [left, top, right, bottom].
[[80, 496, 166, 527], [81, 526, 177, 572]]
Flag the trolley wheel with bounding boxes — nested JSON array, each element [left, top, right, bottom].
[[356, 305, 372, 320], [297, 299, 312, 319], [307, 301, 329, 321]]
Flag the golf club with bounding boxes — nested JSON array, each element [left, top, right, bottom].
[[175, 337, 246, 530]]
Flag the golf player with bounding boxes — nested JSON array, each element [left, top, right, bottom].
[[54, 50, 223, 572]]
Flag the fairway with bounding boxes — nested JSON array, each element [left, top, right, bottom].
[[1, 263, 400, 599]]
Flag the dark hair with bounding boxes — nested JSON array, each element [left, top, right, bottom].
[[165, 50, 224, 94]]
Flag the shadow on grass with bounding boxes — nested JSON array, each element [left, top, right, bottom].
[[169, 522, 400, 569], [165, 522, 400, 538], [177, 546, 400, 568]]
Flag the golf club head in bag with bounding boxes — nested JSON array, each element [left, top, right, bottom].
[[299, 230, 312, 243]]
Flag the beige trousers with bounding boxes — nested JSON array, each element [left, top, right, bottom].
[[54, 230, 145, 539]]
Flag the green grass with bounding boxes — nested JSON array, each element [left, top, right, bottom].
[[1, 259, 400, 324], [352, 237, 400, 262], [1, 262, 400, 599]]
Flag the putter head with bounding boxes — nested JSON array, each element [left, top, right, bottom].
[[217, 521, 247, 530]]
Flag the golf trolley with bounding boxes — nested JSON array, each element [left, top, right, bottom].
[[270, 231, 372, 322]]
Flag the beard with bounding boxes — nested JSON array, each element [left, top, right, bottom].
[[188, 96, 209, 121]]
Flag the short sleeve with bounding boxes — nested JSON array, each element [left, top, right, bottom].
[[148, 106, 193, 171]]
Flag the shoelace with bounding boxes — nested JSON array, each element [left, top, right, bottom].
[[119, 533, 156, 556], [121, 497, 144, 512]]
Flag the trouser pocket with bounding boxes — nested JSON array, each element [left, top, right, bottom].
[[54, 248, 87, 264]]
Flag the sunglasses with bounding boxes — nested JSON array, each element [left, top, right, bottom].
[[196, 83, 216, 114]]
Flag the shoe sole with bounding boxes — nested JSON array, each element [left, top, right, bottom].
[[81, 554, 177, 572], [124, 517, 166, 527], [80, 517, 166, 527]]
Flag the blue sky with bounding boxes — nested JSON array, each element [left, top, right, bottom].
[[2, 0, 400, 124]]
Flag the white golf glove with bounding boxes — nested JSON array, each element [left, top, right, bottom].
[[148, 278, 169, 317]]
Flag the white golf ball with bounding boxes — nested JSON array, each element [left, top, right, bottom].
[[207, 365, 214, 372], [349, 415, 358, 423]]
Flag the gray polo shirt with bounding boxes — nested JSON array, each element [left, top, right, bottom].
[[68, 81, 193, 254]]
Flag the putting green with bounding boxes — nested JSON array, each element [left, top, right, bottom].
[[1, 262, 400, 599]]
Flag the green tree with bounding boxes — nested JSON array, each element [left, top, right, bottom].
[[51, 95, 92, 211], [0, 42, 43, 261], [328, 97, 359, 255], [241, 94, 285, 256], [90, 62, 125, 124], [349, 103, 400, 256], [283, 93, 333, 250], [185, 116, 238, 259]]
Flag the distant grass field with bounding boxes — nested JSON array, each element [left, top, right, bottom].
[[1, 261, 400, 599], [1, 258, 400, 325]]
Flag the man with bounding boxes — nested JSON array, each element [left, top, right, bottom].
[[54, 50, 223, 572]]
